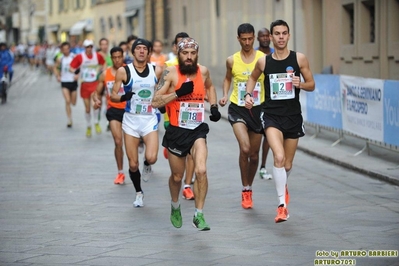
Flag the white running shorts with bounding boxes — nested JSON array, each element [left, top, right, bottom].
[[122, 112, 159, 138]]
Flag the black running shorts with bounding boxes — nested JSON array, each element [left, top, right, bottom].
[[260, 112, 305, 139], [106, 107, 125, 123], [61, 81, 78, 92], [162, 123, 209, 157], [228, 103, 264, 134]]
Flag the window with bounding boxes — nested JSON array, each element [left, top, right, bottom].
[[388, 0, 399, 42], [108, 16, 113, 30], [59, 0, 64, 13], [183, 6, 187, 26], [100, 17, 105, 33], [163, 0, 170, 40], [151, 0, 156, 41], [361, 0, 375, 43], [116, 15, 122, 30], [343, 3, 354, 44], [215, 0, 220, 18]]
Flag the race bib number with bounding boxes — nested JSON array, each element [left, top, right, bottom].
[[106, 81, 114, 95], [62, 65, 69, 73], [179, 102, 205, 130], [238, 81, 261, 106], [82, 66, 98, 82], [106, 81, 124, 96], [132, 97, 153, 115], [269, 73, 295, 100]]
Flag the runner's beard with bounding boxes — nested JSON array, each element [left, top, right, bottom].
[[178, 57, 198, 75]]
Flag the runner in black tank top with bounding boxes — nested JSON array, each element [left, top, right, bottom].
[[243, 20, 315, 224]]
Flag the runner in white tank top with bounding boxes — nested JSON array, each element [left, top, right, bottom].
[[54, 42, 78, 128], [109, 38, 163, 207]]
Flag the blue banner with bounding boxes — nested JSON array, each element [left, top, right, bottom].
[[305, 75, 342, 130], [383, 80, 399, 146]]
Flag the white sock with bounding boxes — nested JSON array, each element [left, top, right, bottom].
[[171, 200, 180, 209], [93, 109, 100, 123], [243, 185, 250, 191], [184, 184, 190, 189], [195, 208, 202, 216], [85, 112, 91, 127], [273, 166, 287, 206], [118, 170, 123, 174]]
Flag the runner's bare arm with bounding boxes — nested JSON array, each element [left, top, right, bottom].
[[101, 62, 107, 72], [155, 65, 163, 82], [151, 67, 176, 108], [93, 72, 105, 109], [110, 67, 126, 103], [203, 66, 218, 106], [295, 52, 315, 91], [53, 58, 61, 81], [219, 56, 233, 107], [69, 58, 79, 73], [245, 57, 265, 109], [246, 56, 265, 94]]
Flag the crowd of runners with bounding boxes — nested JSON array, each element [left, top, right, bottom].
[[4, 19, 314, 231]]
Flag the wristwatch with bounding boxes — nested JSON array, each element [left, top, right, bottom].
[[244, 92, 252, 98]]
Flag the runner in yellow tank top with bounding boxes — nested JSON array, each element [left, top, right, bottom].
[[219, 23, 268, 210], [229, 50, 265, 106]]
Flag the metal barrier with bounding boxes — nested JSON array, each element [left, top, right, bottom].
[[304, 121, 399, 159]]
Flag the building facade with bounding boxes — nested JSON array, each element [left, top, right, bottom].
[[147, 0, 398, 80], [5, 0, 399, 80]]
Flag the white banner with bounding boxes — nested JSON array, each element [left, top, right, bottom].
[[341, 75, 384, 141]]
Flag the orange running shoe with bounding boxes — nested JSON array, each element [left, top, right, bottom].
[[241, 190, 253, 209], [182, 187, 195, 200], [285, 184, 290, 206], [114, 173, 125, 185], [275, 205, 288, 223]]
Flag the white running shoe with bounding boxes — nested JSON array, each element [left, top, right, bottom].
[[133, 192, 144, 207], [142, 164, 152, 182], [259, 168, 272, 180]]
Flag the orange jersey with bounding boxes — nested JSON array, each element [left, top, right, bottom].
[[104, 67, 126, 109], [150, 54, 167, 67], [33, 45, 40, 55], [166, 66, 206, 128]]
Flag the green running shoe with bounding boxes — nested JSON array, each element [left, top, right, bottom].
[[192, 213, 210, 231], [170, 205, 182, 228]]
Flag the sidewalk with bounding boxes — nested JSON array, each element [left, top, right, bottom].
[[211, 99, 399, 186]]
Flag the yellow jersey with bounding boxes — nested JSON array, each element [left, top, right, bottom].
[[229, 50, 265, 106]]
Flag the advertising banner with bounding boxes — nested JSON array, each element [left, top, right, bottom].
[[300, 88, 308, 122], [304, 75, 342, 130], [341, 75, 384, 141], [383, 80, 399, 146]]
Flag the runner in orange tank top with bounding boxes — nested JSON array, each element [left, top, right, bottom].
[[93, 47, 127, 185], [150, 40, 167, 67], [151, 37, 221, 231]]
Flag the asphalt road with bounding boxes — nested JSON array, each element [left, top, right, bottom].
[[0, 65, 398, 266]]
